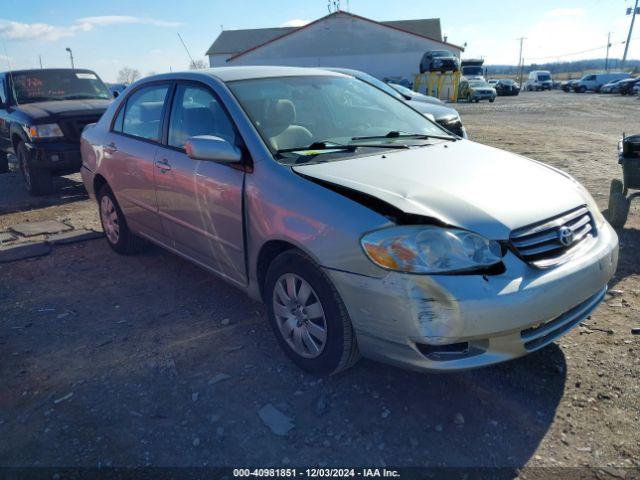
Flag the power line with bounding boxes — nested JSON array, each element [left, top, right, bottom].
[[525, 37, 637, 61]]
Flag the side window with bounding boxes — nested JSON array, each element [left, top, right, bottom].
[[168, 84, 237, 150], [585, 75, 596, 81], [0, 78, 6, 104], [120, 84, 169, 142], [112, 102, 125, 132]]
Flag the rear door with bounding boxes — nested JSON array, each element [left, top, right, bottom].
[[106, 83, 171, 236], [154, 81, 247, 286]]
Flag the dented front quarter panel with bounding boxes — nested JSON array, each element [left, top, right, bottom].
[[325, 222, 618, 371]]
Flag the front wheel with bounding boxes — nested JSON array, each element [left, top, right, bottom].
[[98, 185, 147, 254], [489, 97, 495, 103], [17, 142, 54, 196], [265, 250, 359, 375]]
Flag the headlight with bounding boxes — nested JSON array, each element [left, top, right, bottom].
[[361, 226, 503, 274], [28, 123, 64, 139]]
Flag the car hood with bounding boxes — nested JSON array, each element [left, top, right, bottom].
[[293, 140, 588, 240], [15, 99, 111, 120], [406, 100, 459, 120]]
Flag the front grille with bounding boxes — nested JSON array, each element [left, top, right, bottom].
[[510, 206, 596, 266], [520, 287, 606, 351], [59, 116, 102, 141], [437, 118, 465, 137]]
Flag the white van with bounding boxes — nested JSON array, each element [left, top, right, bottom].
[[524, 71, 553, 91], [573, 72, 631, 92]]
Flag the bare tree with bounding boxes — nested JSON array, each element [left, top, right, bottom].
[[117, 67, 141, 84], [189, 59, 207, 70]]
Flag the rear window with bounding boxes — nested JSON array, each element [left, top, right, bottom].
[[11, 70, 111, 104]]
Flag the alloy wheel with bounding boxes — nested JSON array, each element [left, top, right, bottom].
[[100, 195, 120, 244], [272, 273, 327, 359]]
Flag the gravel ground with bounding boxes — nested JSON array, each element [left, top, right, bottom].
[[0, 91, 638, 473]]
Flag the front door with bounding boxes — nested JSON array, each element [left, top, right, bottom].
[[154, 82, 246, 286]]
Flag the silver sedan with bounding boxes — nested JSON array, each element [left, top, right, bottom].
[[80, 67, 618, 375]]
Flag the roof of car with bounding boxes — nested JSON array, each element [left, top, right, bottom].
[[145, 66, 344, 84]]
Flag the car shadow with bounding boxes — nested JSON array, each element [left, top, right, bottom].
[[0, 242, 567, 471], [607, 224, 640, 290], [317, 345, 566, 471], [0, 172, 88, 215]]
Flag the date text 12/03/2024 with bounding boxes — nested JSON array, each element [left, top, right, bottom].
[[233, 468, 401, 478]]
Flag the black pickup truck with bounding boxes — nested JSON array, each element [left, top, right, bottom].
[[0, 68, 111, 195]]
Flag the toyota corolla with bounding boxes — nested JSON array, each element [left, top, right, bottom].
[[80, 67, 618, 375]]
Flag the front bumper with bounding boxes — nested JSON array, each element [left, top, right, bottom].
[[27, 141, 82, 175], [326, 221, 618, 372]]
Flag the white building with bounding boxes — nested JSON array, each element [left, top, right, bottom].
[[206, 11, 463, 81]]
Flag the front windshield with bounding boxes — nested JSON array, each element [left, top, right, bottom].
[[228, 75, 450, 162], [470, 81, 490, 88], [462, 66, 483, 76], [431, 51, 451, 57], [538, 74, 551, 82], [11, 70, 111, 104]]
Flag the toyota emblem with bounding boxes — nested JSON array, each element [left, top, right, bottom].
[[558, 226, 575, 247]]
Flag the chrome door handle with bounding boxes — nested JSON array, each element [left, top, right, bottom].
[[156, 158, 172, 173]]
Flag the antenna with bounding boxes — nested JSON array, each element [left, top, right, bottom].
[[177, 32, 196, 68], [2, 40, 17, 105]]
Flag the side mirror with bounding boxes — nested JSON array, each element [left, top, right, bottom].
[[185, 135, 242, 163]]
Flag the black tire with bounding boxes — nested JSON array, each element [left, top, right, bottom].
[[97, 184, 147, 254], [17, 142, 54, 195], [265, 250, 360, 375], [0, 152, 8, 174], [608, 191, 630, 229], [578, 86, 587, 93], [489, 98, 495, 103]]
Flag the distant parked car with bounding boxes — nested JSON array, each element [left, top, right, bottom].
[[326, 68, 467, 138], [617, 77, 640, 96], [460, 80, 497, 103], [561, 80, 579, 92], [0, 68, 111, 192], [524, 71, 553, 91], [600, 78, 625, 94], [494, 79, 520, 96], [419, 50, 460, 74], [573, 72, 630, 93]]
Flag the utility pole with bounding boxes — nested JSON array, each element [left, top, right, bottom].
[[517, 37, 526, 86], [38, 55, 43, 69], [65, 47, 74, 69], [605, 32, 611, 71], [622, 0, 639, 70]]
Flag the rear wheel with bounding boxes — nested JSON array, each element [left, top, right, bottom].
[[17, 142, 54, 195], [265, 250, 359, 375], [98, 185, 147, 254], [607, 180, 629, 229]]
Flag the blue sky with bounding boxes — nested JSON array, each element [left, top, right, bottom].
[[0, 0, 638, 82]]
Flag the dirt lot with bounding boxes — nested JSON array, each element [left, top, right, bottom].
[[1, 91, 639, 474]]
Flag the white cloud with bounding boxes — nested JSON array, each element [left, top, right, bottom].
[[0, 15, 182, 42], [545, 8, 585, 18], [76, 16, 182, 28], [280, 19, 309, 28]]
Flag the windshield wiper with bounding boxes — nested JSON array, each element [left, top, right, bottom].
[[352, 130, 456, 142], [276, 141, 357, 154], [62, 94, 107, 100]]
